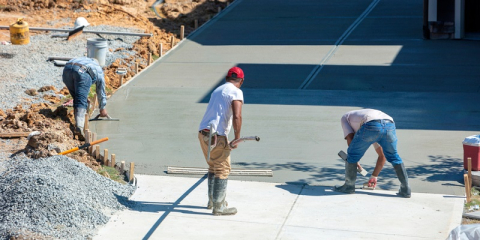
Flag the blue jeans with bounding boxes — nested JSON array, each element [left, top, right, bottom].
[[347, 120, 403, 165], [62, 64, 92, 109]]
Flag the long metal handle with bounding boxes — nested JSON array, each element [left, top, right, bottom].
[[230, 136, 260, 148]]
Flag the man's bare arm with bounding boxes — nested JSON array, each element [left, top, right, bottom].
[[232, 100, 243, 141], [372, 145, 386, 177]]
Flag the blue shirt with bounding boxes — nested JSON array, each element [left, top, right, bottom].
[[67, 57, 107, 109]]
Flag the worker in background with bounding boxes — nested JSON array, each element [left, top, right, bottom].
[[198, 67, 245, 216], [335, 109, 411, 198], [62, 57, 108, 140]]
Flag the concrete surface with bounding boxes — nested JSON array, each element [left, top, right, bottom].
[[93, 174, 464, 240], [91, 0, 480, 196]]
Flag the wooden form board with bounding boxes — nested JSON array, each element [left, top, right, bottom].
[[167, 166, 273, 177]]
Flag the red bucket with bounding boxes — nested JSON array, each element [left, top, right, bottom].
[[463, 135, 480, 171]]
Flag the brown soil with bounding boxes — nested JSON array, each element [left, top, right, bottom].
[[0, 0, 232, 171]]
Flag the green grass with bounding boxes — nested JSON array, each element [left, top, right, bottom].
[[152, 54, 159, 61], [97, 166, 126, 184]]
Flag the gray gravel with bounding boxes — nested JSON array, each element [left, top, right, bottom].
[[0, 24, 145, 111], [0, 154, 136, 240]]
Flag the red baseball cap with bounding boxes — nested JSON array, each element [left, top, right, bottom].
[[227, 67, 244, 79]]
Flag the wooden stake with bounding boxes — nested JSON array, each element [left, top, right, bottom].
[[468, 157, 473, 186], [103, 149, 108, 165], [95, 145, 100, 160], [111, 154, 116, 167], [120, 75, 124, 86], [121, 161, 125, 172], [218, 7, 221, 13], [129, 162, 135, 182], [84, 113, 89, 131], [180, 25, 184, 40], [159, 43, 163, 57], [227, 2, 230, 6], [148, 52, 152, 65], [135, 63, 139, 74], [89, 132, 96, 155], [84, 129, 90, 146], [465, 174, 471, 203], [170, 36, 175, 49], [194, 19, 198, 30]]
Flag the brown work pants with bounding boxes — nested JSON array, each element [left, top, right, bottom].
[[198, 133, 231, 179]]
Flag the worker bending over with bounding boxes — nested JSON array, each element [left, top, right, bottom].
[[62, 57, 108, 140], [335, 109, 411, 198]]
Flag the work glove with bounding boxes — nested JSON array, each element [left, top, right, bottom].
[[368, 176, 378, 188]]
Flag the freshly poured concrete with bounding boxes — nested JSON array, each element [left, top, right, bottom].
[[91, 0, 480, 197], [94, 175, 463, 240]]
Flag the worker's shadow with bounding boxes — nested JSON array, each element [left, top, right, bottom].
[[114, 176, 211, 216], [276, 184, 401, 198]]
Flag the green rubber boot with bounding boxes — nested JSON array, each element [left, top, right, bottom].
[[334, 162, 358, 194], [207, 172, 214, 209], [393, 163, 411, 198], [212, 178, 237, 216]]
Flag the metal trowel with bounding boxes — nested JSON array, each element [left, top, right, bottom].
[[338, 150, 368, 176], [89, 114, 120, 121]]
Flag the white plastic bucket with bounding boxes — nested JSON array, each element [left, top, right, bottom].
[[87, 38, 108, 67]]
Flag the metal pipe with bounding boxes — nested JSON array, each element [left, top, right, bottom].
[[0, 26, 152, 37], [48, 56, 73, 61]]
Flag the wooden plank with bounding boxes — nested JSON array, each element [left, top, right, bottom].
[[0, 132, 30, 138], [84, 113, 89, 131], [167, 166, 273, 177]]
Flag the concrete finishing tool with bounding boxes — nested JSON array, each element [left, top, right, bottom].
[[338, 150, 368, 176], [89, 114, 120, 121]]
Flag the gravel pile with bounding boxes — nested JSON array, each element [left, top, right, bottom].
[[0, 24, 144, 111], [0, 154, 136, 239]]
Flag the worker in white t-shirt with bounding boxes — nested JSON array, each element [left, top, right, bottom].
[[198, 67, 244, 215], [335, 109, 411, 198]]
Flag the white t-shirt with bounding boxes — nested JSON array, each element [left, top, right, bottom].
[[341, 109, 394, 148], [199, 82, 244, 136]]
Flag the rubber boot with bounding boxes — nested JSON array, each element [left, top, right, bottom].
[[207, 172, 214, 209], [74, 108, 86, 141], [393, 163, 411, 198], [212, 178, 237, 216], [334, 162, 358, 194]]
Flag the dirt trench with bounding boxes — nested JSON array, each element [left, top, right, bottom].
[[0, 0, 234, 171]]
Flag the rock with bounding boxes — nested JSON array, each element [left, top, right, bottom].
[[38, 85, 57, 92], [25, 89, 38, 96]]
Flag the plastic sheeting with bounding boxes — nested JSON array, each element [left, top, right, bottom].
[[463, 135, 480, 147], [446, 224, 480, 240]]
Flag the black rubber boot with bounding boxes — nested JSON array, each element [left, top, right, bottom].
[[393, 163, 411, 198], [207, 172, 214, 209], [334, 162, 358, 194], [212, 178, 237, 216]]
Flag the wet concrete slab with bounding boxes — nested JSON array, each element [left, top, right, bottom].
[[91, 0, 480, 197]]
